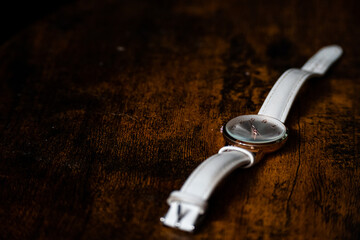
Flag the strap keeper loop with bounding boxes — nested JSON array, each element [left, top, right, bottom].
[[167, 191, 207, 214]]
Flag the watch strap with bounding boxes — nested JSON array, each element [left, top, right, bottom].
[[161, 147, 254, 232], [301, 45, 343, 75], [258, 45, 342, 122], [258, 68, 312, 122]]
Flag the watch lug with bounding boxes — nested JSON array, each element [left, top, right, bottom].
[[253, 151, 265, 164]]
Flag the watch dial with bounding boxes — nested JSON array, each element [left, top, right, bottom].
[[224, 115, 287, 144]]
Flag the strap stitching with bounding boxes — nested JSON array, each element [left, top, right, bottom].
[[260, 69, 295, 115], [201, 157, 245, 199], [181, 151, 251, 199], [278, 71, 310, 121], [261, 47, 341, 121]]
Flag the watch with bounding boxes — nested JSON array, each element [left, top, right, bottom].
[[160, 45, 343, 232]]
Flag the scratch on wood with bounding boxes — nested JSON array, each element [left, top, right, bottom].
[[286, 118, 302, 226]]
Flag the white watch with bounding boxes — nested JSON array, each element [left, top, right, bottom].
[[160, 45, 343, 232]]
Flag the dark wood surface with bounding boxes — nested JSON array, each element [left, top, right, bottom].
[[1, 0, 359, 239]]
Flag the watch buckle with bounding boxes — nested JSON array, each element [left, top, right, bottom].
[[160, 201, 203, 232]]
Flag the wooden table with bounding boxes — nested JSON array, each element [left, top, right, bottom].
[[1, 0, 359, 239]]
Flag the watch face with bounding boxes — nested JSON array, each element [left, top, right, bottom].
[[224, 115, 287, 144]]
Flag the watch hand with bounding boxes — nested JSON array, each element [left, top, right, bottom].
[[249, 119, 261, 140]]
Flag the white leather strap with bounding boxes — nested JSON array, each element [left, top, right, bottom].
[[161, 148, 254, 232], [301, 45, 343, 75], [179, 147, 254, 199], [258, 69, 312, 122], [258, 45, 342, 122]]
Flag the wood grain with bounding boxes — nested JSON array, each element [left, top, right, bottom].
[[0, 0, 359, 239]]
